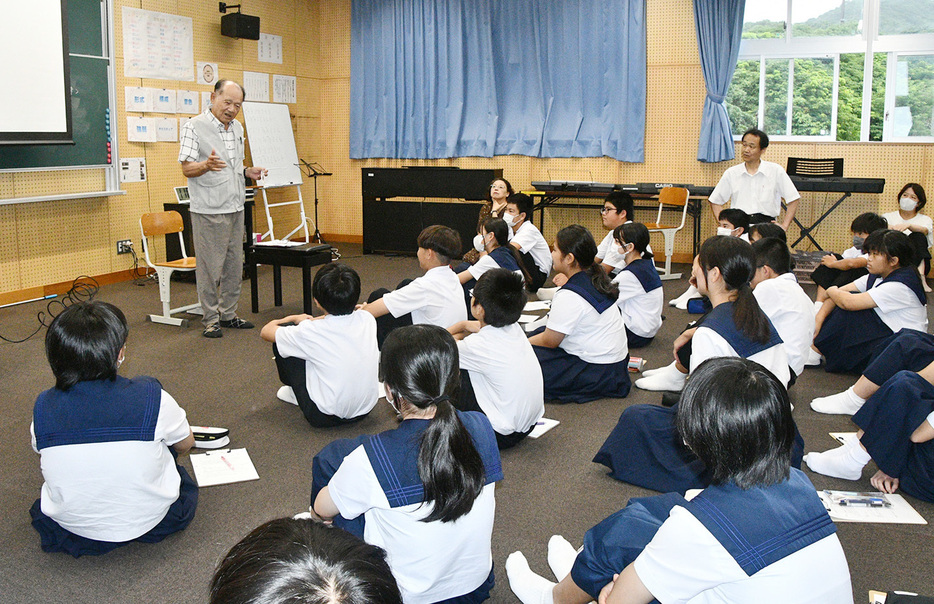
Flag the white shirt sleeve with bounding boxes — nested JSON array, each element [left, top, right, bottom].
[[868, 281, 920, 315], [596, 231, 613, 261], [156, 390, 191, 446], [852, 274, 870, 293], [777, 169, 801, 203], [707, 170, 733, 206], [327, 446, 386, 520], [457, 333, 488, 372], [544, 290, 584, 337], [468, 254, 499, 280], [274, 318, 316, 359], [382, 277, 429, 318], [689, 327, 737, 374], [614, 271, 646, 303]]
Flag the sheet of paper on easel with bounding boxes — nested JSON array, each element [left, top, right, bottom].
[[241, 101, 302, 188]]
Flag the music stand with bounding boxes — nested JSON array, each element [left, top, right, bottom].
[[297, 159, 333, 245]]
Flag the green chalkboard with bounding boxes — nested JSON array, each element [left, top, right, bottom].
[[0, 0, 111, 170]]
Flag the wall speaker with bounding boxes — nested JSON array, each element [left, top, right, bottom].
[[221, 13, 260, 40]]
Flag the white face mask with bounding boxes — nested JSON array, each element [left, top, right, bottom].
[[900, 196, 918, 212], [473, 234, 485, 253], [716, 227, 734, 237], [502, 213, 516, 227]]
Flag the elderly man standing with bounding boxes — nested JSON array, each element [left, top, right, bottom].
[[179, 79, 267, 338]]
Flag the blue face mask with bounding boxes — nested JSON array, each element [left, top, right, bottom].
[[853, 235, 865, 249]]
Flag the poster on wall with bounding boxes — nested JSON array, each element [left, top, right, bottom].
[[197, 62, 218, 86], [243, 72, 270, 102], [122, 7, 193, 81], [152, 89, 177, 113], [177, 90, 199, 114], [273, 75, 296, 104], [258, 33, 282, 64]]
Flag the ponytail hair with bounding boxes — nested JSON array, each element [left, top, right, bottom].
[[698, 236, 771, 344], [613, 222, 653, 261], [555, 225, 618, 299], [379, 325, 485, 523], [482, 217, 532, 287]]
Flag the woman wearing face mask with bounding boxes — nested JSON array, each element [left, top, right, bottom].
[[463, 178, 515, 264], [883, 183, 932, 292], [457, 218, 531, 317], [611, 222, 663, 348]]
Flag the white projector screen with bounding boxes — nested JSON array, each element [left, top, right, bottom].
[[0, 0, 72, 144]]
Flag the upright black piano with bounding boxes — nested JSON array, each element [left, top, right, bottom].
[[362, 167, 502, 254]]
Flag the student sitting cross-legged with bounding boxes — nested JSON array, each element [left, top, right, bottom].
[[528, 225, 630, 403], [360, 224, 468, 348], [506, 358, 853, 604], [449, 268, 545, 449], [260, 263, 379, 428], [611, 222, 663, 349], [30, 301, 197, 557], [456, 217, 531, 317]]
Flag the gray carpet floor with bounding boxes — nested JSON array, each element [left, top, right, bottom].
[[1, 243, 933, 603]]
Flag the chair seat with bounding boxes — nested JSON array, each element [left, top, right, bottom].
[[155, 258, 196, 270], [645, 222, 679, 231]]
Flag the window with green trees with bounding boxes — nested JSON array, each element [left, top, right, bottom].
[[726, 0, 934, 142]]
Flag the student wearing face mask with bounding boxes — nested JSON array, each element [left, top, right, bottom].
[[810, 212, 888, 306], [611, 223, 663, 348], [456, 218, 531, 317], [882, 183, 932, 292], [504, 193, 552, 292]]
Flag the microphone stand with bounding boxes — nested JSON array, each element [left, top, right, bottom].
[[296, 159, 333, 247]]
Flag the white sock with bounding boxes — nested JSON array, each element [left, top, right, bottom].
[[277, 385, 298, 405], [805, 348, 823, 366], [635, 364, 687, 392], [642, 360, 676, 378], [805, 436, 871, 480], [506, 552, 555, 604], [547, 535, 578, 582], [670, 284, 700, 306], [810, 387, 866, 415]]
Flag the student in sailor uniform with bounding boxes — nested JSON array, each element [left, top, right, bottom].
[[810, 212, 887, 303], [457, 218, 531, 318], [449, 269, 545, 450], [312, 325, 502, 604], [504, 193, 553, 292], [810, 228, 928, 374], [806, 356, 934, 504], [669, 208, 750, 310], [751, 237, 815, 383], [611, 222, 663, 349], [361, 225, 468, 348], [506, 358, 852, 604], [29, 301, 197, 557], [210, 517, 402, 604], [260, 263, 379, 428], [598, 236, 802, 493], [528, 225, 630, 403]]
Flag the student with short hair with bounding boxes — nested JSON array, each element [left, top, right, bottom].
[[751, 237, 815, 381], [810, 228, 928, 374], [210, 517, 402, 604], [595, 190, 635, 275], [611, 222, 663, 348], [311, 325, 502, 603], [260, 263, 379, 428], [504, 193, 552, 291], [30, 301, 197, 557], [749, 221, 787, 242], [361, 224, 467, 347], [507, 358, 852, 604], [811, 212, 887, 303], [448, 269, 545, 449], [529, 225, 630, 402]]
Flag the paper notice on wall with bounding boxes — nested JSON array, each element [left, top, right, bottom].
[[125, 86, 152, 112], [273, 75, 297, 104], [197, 61, 218, 86], [120, 157, 147, 182], [127, 116, 157, 142], [176, 90, 199, 114], [243, 71, 270, 102], [122, 7, 193, 80], [156, 118, 178, 141], [258, 33, 282, 64], [152, 89, 177, 113]]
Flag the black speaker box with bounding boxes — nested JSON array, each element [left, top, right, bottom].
[[221, 13, 260, 40]]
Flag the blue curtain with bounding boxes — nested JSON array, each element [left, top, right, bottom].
[[693, 0, 745, 163], [350, 0, 646, 162]]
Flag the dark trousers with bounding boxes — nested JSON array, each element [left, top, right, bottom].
[[273, 344, 366, 428], [748, 213, 777, 225], [369, 280, 414, 349], [456, 370, 533, 450]]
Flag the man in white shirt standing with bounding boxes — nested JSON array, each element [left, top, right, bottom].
[[708, 128, 800, 230]]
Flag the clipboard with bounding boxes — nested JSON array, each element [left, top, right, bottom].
[[190, 448, 259, 487]]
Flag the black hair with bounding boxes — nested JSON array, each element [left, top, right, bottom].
[[46, 301, 128, 391], [898, 182, 928, 212], [850, 212, 887, 236], [485, 178, 514, 204], [417, 225, 461, 264], [604, 191, 634, 222], [482, 217, 532, 287], [471, 269, 526, 328], [613, 222, 653, 260], [380, 325, 485, 523], [677, 357, 794, 489], [506, 193, 535, 223], [312, 263, 360, 316], [718, 208, 750, 234], [862, 228, 917, 270], [210, 517, 402, 604], [742, 127, 769, 149], [751, 237, 792, 275], [749, 222, 786, 243], [554, 225, 618, 300], [698, 236, 771, 344], [214, 79, 246, 98]]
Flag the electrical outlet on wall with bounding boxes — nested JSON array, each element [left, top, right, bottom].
[[116, 240, 133, 254]]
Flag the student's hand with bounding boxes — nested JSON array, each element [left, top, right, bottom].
[[688, 273, 697, 288], [598, 574, 620, 604], [673, 327, 697, 355], [553, 273, 569, 286], [356, 302, 367, 311], [889, 222, 909, 233], [871, 470, 900, 494], [820, 254, 837, 267]]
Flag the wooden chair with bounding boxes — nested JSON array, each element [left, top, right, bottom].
[[140, 211, 200, 326], [644, 186, 690, 280]]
